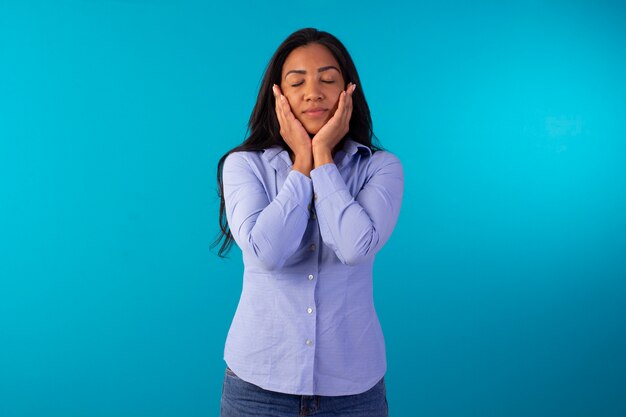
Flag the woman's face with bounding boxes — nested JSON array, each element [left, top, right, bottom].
[[280, 43, 345, 135]]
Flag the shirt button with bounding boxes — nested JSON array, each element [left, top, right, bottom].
[[309, 244, 316, 251], [311, 212, 317, 220], [308, 274, 314, 280], [314, 193, 317, 201], [307, 307, 313, 314], [306, 339, 313, 346]]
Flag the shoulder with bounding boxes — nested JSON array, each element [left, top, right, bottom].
[[368, 149, 403, 174], [223, 149, 265, 172], [224, 149, 262, 164]]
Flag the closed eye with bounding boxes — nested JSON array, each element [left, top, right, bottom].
[[290, 80, 335, 87]]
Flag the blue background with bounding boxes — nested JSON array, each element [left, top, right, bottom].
[[1, 1, 625, 416]]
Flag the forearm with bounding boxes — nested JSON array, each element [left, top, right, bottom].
[[310, 154, 404, 265], [224, 154, 313, 270], [246, 179, 311, 269]]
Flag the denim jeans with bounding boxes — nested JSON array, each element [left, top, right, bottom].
[[220, 366, 389, 417]]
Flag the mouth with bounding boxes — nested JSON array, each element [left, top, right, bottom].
[[303, 108, 328, 118]]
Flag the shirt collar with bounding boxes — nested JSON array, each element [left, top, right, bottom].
[[261, 137, 372, 172]]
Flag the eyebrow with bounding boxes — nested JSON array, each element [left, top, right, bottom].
[[284, 65, 341, 79]]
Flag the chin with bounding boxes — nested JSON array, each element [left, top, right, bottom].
[[305, 121, 328, 135], [304, 126, 321, 136]]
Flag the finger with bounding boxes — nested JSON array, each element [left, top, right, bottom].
[[339, 90, 349, 123], [346, 84, 355, 119], [348, 83, 356, 105], [273, 84, 283, 108], [273, 84, 281, 112], [274, 91, 283, 124], [273, 86, 289, 134], [278, 100, 292, 136], [277, 91, 295, 126], [275, 85, 293, 119], [337, 85, 352, 129], [273, 84, 288, 119], [276, 98, 286, 129], [336, 90, 346, 118], [345, 82, 355, 108], [281, 94, 297, 122], [346, 82, 355, 103], [277, 93, 303, 142]]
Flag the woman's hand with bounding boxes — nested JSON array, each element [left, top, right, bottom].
[[311, 82, 356, 164], [272, 84, 312, 163]]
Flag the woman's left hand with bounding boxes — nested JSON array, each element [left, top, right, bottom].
[[312, 82, 356, 153]]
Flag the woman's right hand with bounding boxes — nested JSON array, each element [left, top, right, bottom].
[[272, 84, 312, 163]]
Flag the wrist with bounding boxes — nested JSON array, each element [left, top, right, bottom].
[[313, 146, 333, 168], [292, 153, 313, 177]]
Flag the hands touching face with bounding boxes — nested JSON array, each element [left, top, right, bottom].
[[272, 83, 312, 161], [272, 43, 356, 167], [272, 82, 356, 159], [311, 81, 356, 153]]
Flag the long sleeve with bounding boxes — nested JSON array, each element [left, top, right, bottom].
[[223, 140, 394, 396], [309, 151, 404, 265], [222, 152, 313, 270]]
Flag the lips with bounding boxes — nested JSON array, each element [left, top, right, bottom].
[[304, 107, 327, 113], [303, 107, 328, 117]]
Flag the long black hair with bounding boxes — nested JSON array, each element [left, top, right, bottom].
[[211, 27, 383, 258]]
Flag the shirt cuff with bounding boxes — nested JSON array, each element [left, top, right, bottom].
[[309, 163, 347, 203], [282, 168, 314, 215]]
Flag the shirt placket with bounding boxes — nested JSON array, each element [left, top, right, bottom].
[[303, 191, 320, 393]]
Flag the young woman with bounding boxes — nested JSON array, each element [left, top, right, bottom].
[[213, 27, 404, 417]]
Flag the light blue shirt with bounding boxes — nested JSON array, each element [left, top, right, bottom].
[[222, 137, 404, 396]]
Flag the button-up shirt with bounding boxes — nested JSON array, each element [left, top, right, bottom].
[[221, 136, 404, 396]]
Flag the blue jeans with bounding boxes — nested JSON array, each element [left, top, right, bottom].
[[220, 366, 389, 417]]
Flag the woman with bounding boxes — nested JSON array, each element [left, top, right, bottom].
[[213, 27, 404, 417]]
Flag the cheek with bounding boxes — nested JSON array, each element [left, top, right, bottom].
[[283, 93, 303, 118], [329, 86, 344, 107], [329, 93, 342, 115], [282, 92, 296, 107]]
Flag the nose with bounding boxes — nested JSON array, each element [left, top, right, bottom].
[[304, 82, 323, 102]]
